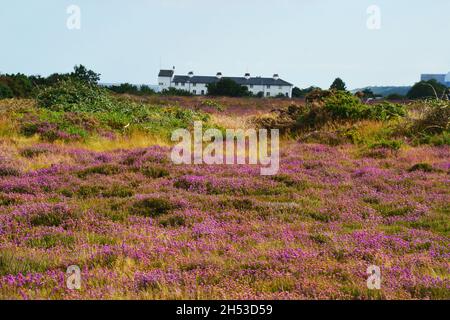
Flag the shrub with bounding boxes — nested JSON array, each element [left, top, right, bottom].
[[161, 87, 193, 96], [0, 83, 14, 99], [374, 204, 414, 218], [296, 91, 406, 131], [159, 215, 186, 228], [310, 233, 331, 244], [408, 100, 449, 135], [0, 166, 21, 177], [76, 185, 105, 198], [102, 185, 134, 198], [77, 164, 122, 178], [18, 204, 75, 227], [36, 78, 114, 112], [368, 102, 406, 121], [408, 163, 435, 173], [207, 78, 252, 97], [141, 166, 170, 179], [369, 139, 403, 151], [131, 197, 178, 217], [20, 145, 51, 158], [407, 80, 447, 100]]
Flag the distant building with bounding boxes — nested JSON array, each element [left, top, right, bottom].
[[158, 67, 294, 97], [421, 72, 450, 86]]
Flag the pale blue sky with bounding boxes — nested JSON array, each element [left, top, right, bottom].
[[1, 0, 449, 89]]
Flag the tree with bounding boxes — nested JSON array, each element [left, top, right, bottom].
[[292, 86, 320, 98], [0, 73, 33, 97], [362, 89, 375, 99], [330, 78, 347, 91], [386, 93, 405, 101], [140, 85, 155, 95], [0, 83, 13, 99], [207, 78, 251, 97], [256, 91, 264, 98], [407, 80, 447, 99], [71, 65, 100, 85], [109, 83, 139, 95], [161, 87, 193, 96]]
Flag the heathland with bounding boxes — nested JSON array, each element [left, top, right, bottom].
[[0, 79, 448, 299]]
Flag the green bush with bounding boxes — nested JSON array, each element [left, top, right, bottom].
[[368, 102, 406, 121], [207, 79, 252, 97], [19, 81, 211, 141], [296, 91, 406, 130], [36, 79, 115, 112], [0, 83, 14, 99], [161, 87, 193, 96], [400, 99, 449, 146], [369, 139, 403, 151]]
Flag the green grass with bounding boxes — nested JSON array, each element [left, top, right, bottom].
[[26, 234, 75, 249], [0, 250, 52, 276]]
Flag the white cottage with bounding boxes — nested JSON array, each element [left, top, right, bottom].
[[158, 68, 293, 97]]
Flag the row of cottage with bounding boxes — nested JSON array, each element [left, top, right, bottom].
[[158, 68, 294, 98]]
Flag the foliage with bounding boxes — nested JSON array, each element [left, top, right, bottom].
[[0, 65, 100, 100], [71, 64, 100, 85], [408, 163, 435, 173], [297, 90, 406, 130], [161, 87, 193, 96], [11, 80, 210, 142], [132, 197, 179, 217], [206, 78, 252, 97], [292, 86, 319, 98], [36, 78, 114, 112], [330, 78, 347, 91], [407, 80, 448, 100], [108, 83, 155, 96], [399, 99, 450, 145], [386, 93, 406, 101], [0, 73, 34, 98], [0, 83, 14, 99]]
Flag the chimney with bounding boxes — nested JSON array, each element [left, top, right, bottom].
[[188, 71, 194, 78], [216, 72, 222, 79], [245, 73, 251, 80], [273, 74, 279, 80]]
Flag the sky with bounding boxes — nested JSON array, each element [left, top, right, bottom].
[[1, 0, 449, 89]]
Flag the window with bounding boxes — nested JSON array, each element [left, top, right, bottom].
[[267, 85, 271, 89], [250, 85, 253, 89], [266, 92, 271, 97], [175, 82, 179, 86], [279, 86, 283, 90], [159, 82, 164, 86], [285, 93, 289, 97], [193, 83, 196, 87], [181, 83, 185, 86], [193, 90, 197, 94], [201, 90, 205, 95]]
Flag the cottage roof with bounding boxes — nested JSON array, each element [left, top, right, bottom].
[[172, 75, 292, 86]]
